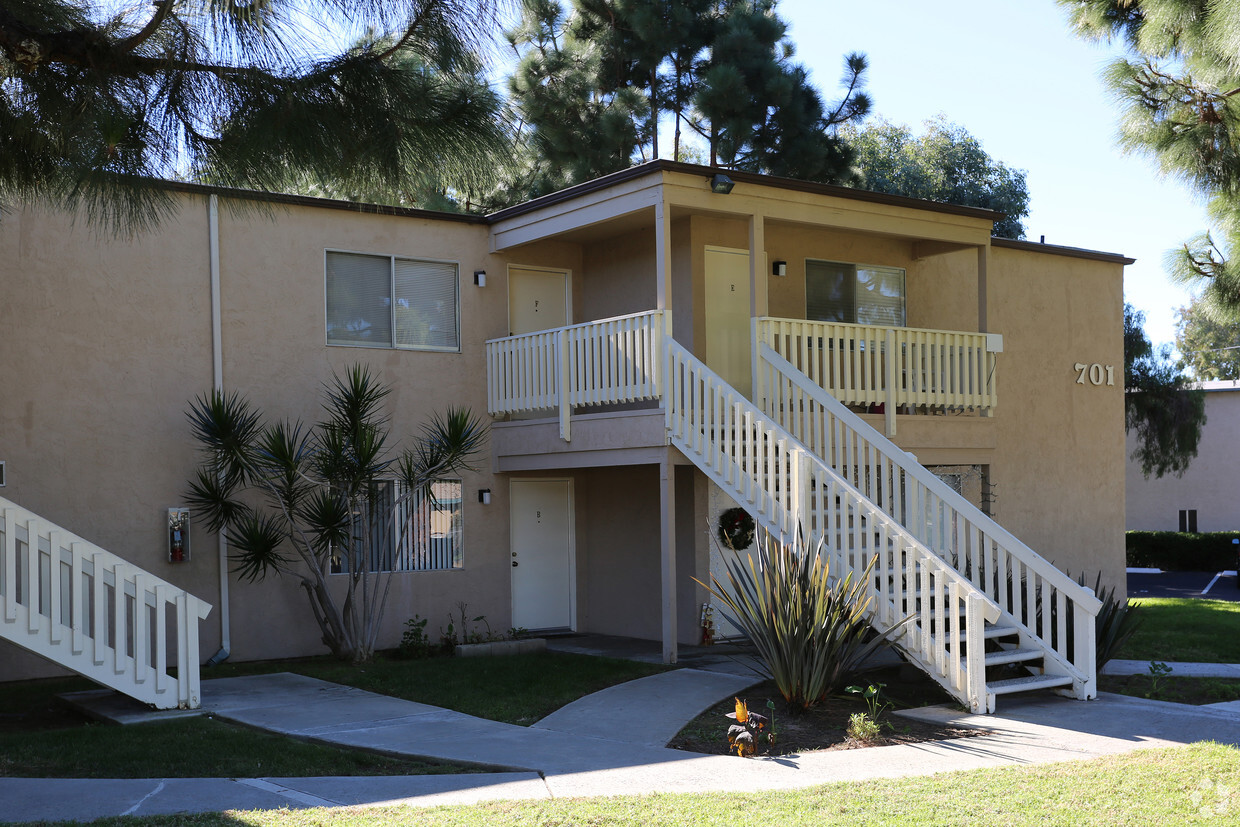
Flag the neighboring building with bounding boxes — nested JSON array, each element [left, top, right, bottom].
[[1127, 379, 1240, 533], [0, 162, 1128, 712]]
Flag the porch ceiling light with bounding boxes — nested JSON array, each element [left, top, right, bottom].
[[709, 173, 735, 194]]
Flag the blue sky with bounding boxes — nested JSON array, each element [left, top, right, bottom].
[[774, 0, 1210, 347]]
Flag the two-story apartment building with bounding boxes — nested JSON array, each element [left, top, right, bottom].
[[0, 161, 1128, 713]]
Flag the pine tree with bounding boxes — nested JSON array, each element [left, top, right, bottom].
[[1059, 0, 1240, 315], [499, 0, 870, 203], [0, 0, 508, 230], [692, 1, 869, 181]]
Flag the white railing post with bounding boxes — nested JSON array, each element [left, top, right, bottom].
[[1074, 586, 1097, 700], [965, 591, 989, 712], [884, 327, 897, 437], [558, 327, 571, 442]]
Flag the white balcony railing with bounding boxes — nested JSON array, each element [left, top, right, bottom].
[[757, 318, 1001, 435], [486, 310, 664, 440]]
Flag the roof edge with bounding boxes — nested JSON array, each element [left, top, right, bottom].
[[486, 160, 1004, 223], [991, 236, 1135, 265], [157, 180, 489, 225]]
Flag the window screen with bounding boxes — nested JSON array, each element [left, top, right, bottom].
[[326, 252, 392, 346], [327, 251, 459, 351], [806, 259, 905, 327]]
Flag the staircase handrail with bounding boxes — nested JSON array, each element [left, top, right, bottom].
[[663, 338, 1002, 710], [1, 496, 212, 709], [758, 342, 1101, 616]]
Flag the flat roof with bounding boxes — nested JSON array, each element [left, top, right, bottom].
[[159, 165, 1134, 264]]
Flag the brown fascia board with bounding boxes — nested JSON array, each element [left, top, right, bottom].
[[153, 180, 489, 225], [991, 236, 1135, 265], [484, 159, 1005, 223]]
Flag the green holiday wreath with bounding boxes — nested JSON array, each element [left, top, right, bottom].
[[717, 506, 756, 551]]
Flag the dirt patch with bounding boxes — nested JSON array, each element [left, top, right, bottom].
[[667, 666, 986, 756]]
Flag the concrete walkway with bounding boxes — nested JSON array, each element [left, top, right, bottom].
[[6, 663, 1240, 823]]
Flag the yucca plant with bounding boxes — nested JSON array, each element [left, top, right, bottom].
[[185, 365, 486, 664], [1084, 572, 1143, 669], [698, 529, 899, 711]]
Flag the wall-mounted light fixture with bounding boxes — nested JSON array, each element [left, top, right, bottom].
[[709, 173, 735, 194], [772, 260, 787, 277], [473, 270, 487, 287], [478, 488, 492, 505], [0, 460, 6, 487]]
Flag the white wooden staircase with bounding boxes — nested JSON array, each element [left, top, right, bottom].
[[1, 496, 212, 709], [486, 310, 1101, 713]]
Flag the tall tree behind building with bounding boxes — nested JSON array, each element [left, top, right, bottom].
[[1059, 0, 1240, 317], [0, 0, 508, 230], [1126, 303, 1207, 478], [842, 116, 1030, 240], [1175, 297, 1240, 380], [497, 0, 870, 203]]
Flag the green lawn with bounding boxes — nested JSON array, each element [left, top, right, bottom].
[[1118, 598, 1240, 663], [203, 650, 668, 725], [48, 742, 1240, 827], [0, 718, 462, 779], [0, 651, 666, 778]]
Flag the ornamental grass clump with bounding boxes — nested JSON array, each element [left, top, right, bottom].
[[698, 530, 897, 711]]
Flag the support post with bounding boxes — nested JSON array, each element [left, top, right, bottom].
[[558, 328, 571, 442], [1074, 587, 1098, 701], [884, 327, 897, 437], [660, 455, 678, 664]]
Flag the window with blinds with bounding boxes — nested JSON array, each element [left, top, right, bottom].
[[331, 479, 464, 574], [326, 251, 459, 351], [805, 259, 906, 327]]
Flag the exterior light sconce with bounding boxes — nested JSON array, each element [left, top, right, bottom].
[[772, 260, 787, 277], [709, 173, 735, 194], [168, 508, 190, 563], [473, 270, 487, 287], [0, 460, 6, 487], [478, 489, 491, 505]]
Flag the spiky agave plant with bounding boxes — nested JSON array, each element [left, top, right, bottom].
[[698, 530, 898, 711]]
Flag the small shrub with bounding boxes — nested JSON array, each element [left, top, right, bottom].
[[847, 712, 881, 741], [1086, 572, 1143, 668], [396, 615, 435, 659], [696, 530, 901, 711], [1126, 531, 1240, 571]]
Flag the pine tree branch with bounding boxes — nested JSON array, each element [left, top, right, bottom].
[[119, 0, 174, 53]]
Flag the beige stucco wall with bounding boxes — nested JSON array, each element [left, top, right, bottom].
[[1126, 385, 1240, 532], [985, 245, 1126, 591], [0, 195, 516, 675]]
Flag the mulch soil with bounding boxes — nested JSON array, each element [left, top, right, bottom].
[[667, 665, 988, 756]]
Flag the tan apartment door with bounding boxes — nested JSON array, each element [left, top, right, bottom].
[[509, 266, 570, 335], [704, 246, 752, 396], [510, 479, 575, 631]]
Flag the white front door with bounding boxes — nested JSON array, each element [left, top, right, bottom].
[[509, 266, 569, 335], [510, 479, 574, 631], [704, 247, 752, 395]]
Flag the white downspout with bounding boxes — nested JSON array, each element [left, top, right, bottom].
[[205, 194, 231, 666]]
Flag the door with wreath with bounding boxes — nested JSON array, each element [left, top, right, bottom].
[[706, 499, 757, 642]]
